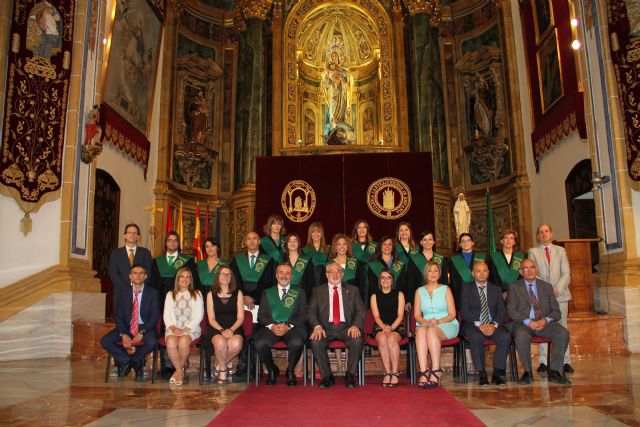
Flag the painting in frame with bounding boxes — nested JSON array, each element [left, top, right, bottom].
[[102, 0, 163, 136], [536, 29, 564, 113], [532, 0, 554, 44]]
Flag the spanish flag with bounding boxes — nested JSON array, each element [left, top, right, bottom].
[[193, 202, 203, 261], [177, 201, 184, 249]]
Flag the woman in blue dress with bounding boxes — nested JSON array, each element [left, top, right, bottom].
[[414, 261, 459, 389]]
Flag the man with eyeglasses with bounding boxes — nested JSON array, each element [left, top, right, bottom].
[[308, 262, 365, 388], [150, 231, 200, 379], [108, 224, 152, 315], [507, 258, 571, 385]]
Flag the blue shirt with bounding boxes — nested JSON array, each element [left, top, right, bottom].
[[461, 251, 473, 266], [523, 280, 553, 326], [473, 282, 494, 326]]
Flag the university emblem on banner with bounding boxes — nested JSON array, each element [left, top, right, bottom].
[[281, 180, 316, 222], [367, 177, 411, 219]]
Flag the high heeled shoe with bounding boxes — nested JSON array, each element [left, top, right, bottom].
[[417, 370, 431, 389], [426, 368, 443, 389], [381, 372, 392, 387], [388, 372, 401, 388], [217, 368, 228, 384]]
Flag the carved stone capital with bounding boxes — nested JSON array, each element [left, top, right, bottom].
[[238, 0, 273, 20], [402, 0, 441, 24]]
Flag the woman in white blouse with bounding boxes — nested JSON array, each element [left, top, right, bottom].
[[164, 267, 204, 386]]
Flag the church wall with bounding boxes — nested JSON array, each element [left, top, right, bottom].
[[0, 199, 61, 288]]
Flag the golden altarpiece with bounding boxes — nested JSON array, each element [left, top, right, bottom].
[[150, 0, 532, 258]]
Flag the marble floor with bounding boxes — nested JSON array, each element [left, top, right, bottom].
[[0, 355, 638, 426]]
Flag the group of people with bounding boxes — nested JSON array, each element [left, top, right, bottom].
[[101, 215, 573, 389]]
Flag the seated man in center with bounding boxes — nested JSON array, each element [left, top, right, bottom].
[[254, 263, 308, 386], [308, 262, 365, 389]]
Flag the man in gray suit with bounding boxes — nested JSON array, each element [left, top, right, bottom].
[[308, 262, 365, 388], [507, 258, 571, 385], [528, 224, 573, 374], [108, 224, 153, 313]]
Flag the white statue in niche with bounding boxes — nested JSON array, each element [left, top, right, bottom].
[[453, 192, 471, 238]]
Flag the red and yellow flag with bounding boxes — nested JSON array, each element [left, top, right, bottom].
[[193, 202, 203, 261]]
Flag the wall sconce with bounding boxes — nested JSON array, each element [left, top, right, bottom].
[[591, 171, 610, 192]]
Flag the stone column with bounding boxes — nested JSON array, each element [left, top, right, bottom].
[[405, 1, 448, 184], [233, 1, 272, 189]]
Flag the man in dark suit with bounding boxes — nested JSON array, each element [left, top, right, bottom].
[[507, 258, 571, 385], [460, 261, 511, 387], [308, 262, 365, 388], [101, 264, 159, 382], [254, 263, 307, 386], [230, 231, 275, 379], [108, 223, 153, 312]]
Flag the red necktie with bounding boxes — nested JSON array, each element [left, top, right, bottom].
[[528, 285, 543, 321], [545, 246, 550, 265], [130, 290, 141, 336], [332, 286, 340, 325]]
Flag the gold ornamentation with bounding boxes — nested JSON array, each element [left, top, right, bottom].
[[24, 56, 56, 79], [367, 177, 411, 220], [281, 180, 316, 222], [402, 0, 441, 24], [12, 33, 20, 53]]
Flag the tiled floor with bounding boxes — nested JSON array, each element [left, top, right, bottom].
[[0, 355, 638, 426]]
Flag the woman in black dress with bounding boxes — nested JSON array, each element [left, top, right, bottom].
[[370, 268, 405, 387], [206, 265, 244, 383]]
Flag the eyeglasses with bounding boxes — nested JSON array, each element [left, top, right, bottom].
[[166, 239, 178, 243], [219, 272, 232, 277], [327, 269, 343, 274], [520, 266, 536, 271]]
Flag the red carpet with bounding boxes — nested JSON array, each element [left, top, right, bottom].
[[208, 379, 484, 427]]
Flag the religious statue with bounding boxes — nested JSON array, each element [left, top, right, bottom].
[[453, 192, 471, 238], [473, 73, 494, 139], [81, 106, 103, 163], [185, 89, 210, 145], [321, 39, 354, 144]]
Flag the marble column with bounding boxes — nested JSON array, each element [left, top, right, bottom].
[[410, 13, 448, 184], [234, 18, 266, 189]]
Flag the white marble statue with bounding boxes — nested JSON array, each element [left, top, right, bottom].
[[454, 193, 471, 238]]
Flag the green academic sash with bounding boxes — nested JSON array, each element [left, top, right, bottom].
[[303, 245, 330, 266], [197, 259, 228, 287], [260, 236, 283, 263], [234, 253, 271, 282], [288, 256, 310, 286], [368, 259, 405, 281], [492, 251, 525, 285], [328, 257, 358, 282], [265, 286, 300, 323], [352, 241, 377, 263], [156, 254, 191, 278], [409, 250, 444, 274], [450, 252, 486, 283], [396, 243, 415, 263]]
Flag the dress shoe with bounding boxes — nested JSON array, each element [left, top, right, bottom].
[[493, 369, 506, 377], [537, 363, 548, 377], [319, 376, 333, 388], [286, 369, 297, 386], [134, 366, 144, 382], [478, 371, 489, 387], [548, 370, 572, 385], [491, 373, 506, 386], [266, 366, 280, 386], [563, 363, 574, 374], [344, 372, 356, 388], [519, 371, 534, 385], [118, 362, 132, 378]]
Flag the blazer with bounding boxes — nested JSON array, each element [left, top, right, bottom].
[[528, 244, 571, 302], [507, 278, 562, 324], [108, 246, 153, 290], [115, 285, 160, 337], [307, 283, 365, 330], [163, 291, 204, 337], [460, 281, 506, 327], [257, 288, 308, 329]]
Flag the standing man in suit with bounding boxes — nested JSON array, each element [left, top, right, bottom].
[[101, 264, 159, 381], [528, 224, 573, 374], [230, 231, 275, 379], [507, 258, 571, 385], [254, 263, 307, 386], [108, 224, 153, 313], [308, 262, 365, 388], [460, 261, 511, 386]]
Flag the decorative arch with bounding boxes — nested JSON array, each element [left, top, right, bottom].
[[283, 0, 396, 150]]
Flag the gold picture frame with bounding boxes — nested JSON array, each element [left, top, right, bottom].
[[532, 0, 554, 44], [536, 29, 564, 113]]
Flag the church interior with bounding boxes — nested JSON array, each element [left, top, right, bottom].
[[0, 0, 639, 425]]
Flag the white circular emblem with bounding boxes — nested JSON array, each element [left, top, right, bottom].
[[367, 177, 411, 220], [281, 180, 316, 223]]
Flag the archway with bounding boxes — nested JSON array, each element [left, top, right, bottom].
[[565, 159, 599, 268]]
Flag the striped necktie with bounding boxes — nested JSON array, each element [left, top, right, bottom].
[[128, 249, 135, 267], [478, 286, 490, 324], [130, 290, 141, 336]]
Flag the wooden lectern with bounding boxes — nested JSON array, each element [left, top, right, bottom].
[[555, 238, 599, 315]]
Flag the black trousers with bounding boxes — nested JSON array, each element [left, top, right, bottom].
[[310, 323, 363, 378], [254, 326, 306, 371], [462, 323, 511, 372]]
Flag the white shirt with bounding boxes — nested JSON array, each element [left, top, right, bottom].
[[327, 282, 346, 323], [166, 251, 178, 264], [248, 251, 259, 266], [125, 245, 137, 256]]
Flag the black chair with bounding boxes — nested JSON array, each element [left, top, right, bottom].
[[254, 340, 307, 386]]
